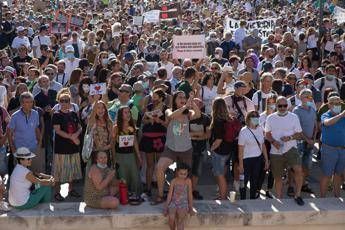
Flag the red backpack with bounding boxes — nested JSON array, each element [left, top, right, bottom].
[[224, 118, 242, 142]]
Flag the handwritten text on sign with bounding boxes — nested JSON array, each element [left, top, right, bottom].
[[225, 18, 277, 38], [172, 35, 206, 59]]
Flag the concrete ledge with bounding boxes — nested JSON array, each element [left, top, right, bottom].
[[1, 198, 345, 230]]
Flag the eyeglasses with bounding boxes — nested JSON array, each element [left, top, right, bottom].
[[277, 104, 288, 108], [45, 72, 54, 76], [59, 99, 70, 103]]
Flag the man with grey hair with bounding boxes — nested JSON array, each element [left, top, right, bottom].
[[292, 89, 317, 194], [265, 96, 305, 205], [211, 47, 229, 66], [9, 92, 41, 170]]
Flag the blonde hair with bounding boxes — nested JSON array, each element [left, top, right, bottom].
[[57, 88, 71, 100]]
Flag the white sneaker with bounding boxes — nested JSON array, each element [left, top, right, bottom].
[[0, 201, 12, 212]]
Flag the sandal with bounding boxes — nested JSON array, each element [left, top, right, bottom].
[[69, 190, 81, 198], [150, 196, 164, 205], [55, 193, 65, 202]]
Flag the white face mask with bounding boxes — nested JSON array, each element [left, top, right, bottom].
[[82, 84, 90, 93], [96, 163, 107, 169], [215, 54, 220, 59], [102, 58, 109, 66]]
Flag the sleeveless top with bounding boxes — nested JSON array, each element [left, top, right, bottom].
[[115, 127, 135, 154], [167, 183, 189, 210], [84, 166, 110, 208], [166, 116, 192, 152]]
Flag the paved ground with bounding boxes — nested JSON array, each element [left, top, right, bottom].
[[2, 145, 344, 204]]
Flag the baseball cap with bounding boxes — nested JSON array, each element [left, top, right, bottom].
[[124, 52, 134, 61], [2, 66, 16, 76], [234, 81, 247, 89], [65, 45, 75, 53], [17, 26, 25, 32]]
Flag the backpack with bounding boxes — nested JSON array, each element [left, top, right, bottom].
[[224, 118, 242, 142], [257, 90, 276, 112], [319, 77, 341, 92]]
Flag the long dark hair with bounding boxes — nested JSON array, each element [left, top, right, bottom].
[[116, 106, 136, 132], [172, 91, 185, 111]]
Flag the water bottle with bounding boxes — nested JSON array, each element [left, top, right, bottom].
[[119, 180, 128, 205]]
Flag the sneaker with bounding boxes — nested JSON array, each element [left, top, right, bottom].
[[301, 184, 314, 194], [193, 190, 203, 200], [287, 186, 295, 197], [0, 201, 11, 212], [294, 196, 305, 206]]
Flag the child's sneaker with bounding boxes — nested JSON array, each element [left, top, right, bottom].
[[0, 201, 12, 212]]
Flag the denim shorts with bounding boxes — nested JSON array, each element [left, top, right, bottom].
[[321, 144, 345, 177], [211, 152, 230, 176], [297, 142, 313, 170]]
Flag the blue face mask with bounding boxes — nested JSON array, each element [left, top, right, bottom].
[[142, 81, 149, 89], [332, 105, 342, 114], [66, 53, 74, 59], [250, 117, 260, 126], [306, 101, 314, 107], [97, 163, 107, 169]]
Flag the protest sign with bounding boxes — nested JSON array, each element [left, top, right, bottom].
[[334, 6, 345, 24], [119, 135, 134, 148], [145, 109, 163, 119], [70, 15, 85, 29], [160, 9, 179, 20], [143, 10, 160, 23], [54, 10, 70, 24], [133, 16, 144, 26], [172, 35, 206, 59], [224, 17, 277, 38], [90, 83, 106, 95], [50, 22, 68, 34]]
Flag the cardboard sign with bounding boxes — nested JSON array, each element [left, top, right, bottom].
[[133, 16, 144, 26], [160, 9, 179, 20], [334, 6, 345, 24], [172, 35, 206, 59], [90, 83, 106, 95], [143, 10, 160, 23], [50, 22, 68, 34], [145, 109, 163, 119], [119, 135, 134, 148], [224, 17, 277, 38]]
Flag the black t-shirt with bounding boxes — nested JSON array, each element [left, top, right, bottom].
[[142, 103, 168, 133], [107, 88, 119, 101], [52, 111, 80, 154], [210, 119, 233, 155], [7, 96, 20, 113]]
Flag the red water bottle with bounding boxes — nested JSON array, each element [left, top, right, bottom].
[[119, 180, 128, 205]]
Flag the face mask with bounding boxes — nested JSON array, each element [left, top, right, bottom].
[[82, 84, 90, 93], [306, 101, 313, 107], [268, 104, 276, 110], [326, 75, 335, 81], [96, 163, 107, 169], [211, 37, 216, 42], [149, 41, 154, 46], [142, 81, 149, 89], [215, 54, 220, 59], [277, 111, 288, 116], [102, 58, 109, 66], [250, 117, 259, 126], [66, 53, 74, 59], [332, 105, 342, 114]]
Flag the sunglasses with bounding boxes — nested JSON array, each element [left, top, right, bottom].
[[119, 90, 129, 93], [59, 99, 70, 103], [277, 104, 288, 108]]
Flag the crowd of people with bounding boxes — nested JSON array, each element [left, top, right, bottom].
[[0, 0, 345, 228]]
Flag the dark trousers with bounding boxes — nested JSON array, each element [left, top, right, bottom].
[[258, 140, 274, 191], [240, 155, 263, 200]]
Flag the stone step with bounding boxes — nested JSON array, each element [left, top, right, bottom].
[[1, 198, 345, 230]]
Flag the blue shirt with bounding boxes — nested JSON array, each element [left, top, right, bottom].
[[293, 105, 316, 139], [321, 111, 345, 146], [9, 109, 39, 151]]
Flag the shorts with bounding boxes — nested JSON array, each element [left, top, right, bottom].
[[270, 148, 301, 178], [161, 147, 192, 167], [211, 152, 230, 176], [297, 141, 313, 170], [320, 144, 345, 177]]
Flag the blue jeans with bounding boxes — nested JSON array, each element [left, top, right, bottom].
[[211, 153, 230, 176]]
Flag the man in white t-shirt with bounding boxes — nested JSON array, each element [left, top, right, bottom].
[[32, 25, 51, 58], [63, 46, 80, 81], [265, 96, 304, 205], [11, 26, 31, 53]]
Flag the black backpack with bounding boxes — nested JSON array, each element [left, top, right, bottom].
[[319, 77, 341, 92], [257, 90, 277, 112]]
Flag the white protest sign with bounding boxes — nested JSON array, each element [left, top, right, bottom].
[[224, 17, 277, 38], [145, 109, 163, 118], [133, 16, 144, 26], [334, 6, 345, 24], [143, 10, 160, 23], [119, 135, 134, 148], [90, 83, 106, 95], [172, 35, 206, 59]]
